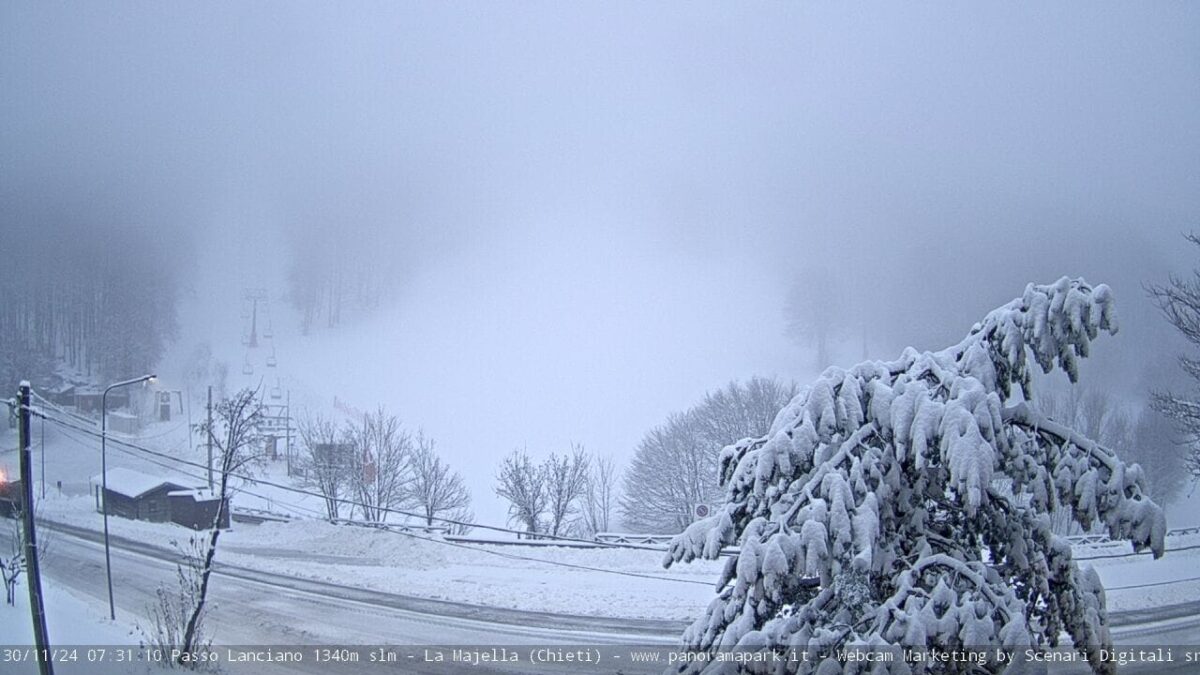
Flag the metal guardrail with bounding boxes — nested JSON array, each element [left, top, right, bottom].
[[331, 518, 449, 536], [234, 510, 1200, 560], [1065, 526, 1200, 547], [231, 507, 295, 525], [595, 532, 677, 545]]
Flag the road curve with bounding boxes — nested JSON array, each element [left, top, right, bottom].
[[11, 520, 1200, 674]]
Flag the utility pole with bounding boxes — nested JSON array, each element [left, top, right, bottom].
[[18, 382, 54, 675], [40, 410, 45, 499], [206, 386, 214, 490], [284, 390, 291, 476]]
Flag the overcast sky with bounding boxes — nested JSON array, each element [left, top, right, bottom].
[[4, 3, 1199, 524]]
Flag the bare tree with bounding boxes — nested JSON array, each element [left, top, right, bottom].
[[407, 432, 471, 527], [693, 377, 798, 446], [173, 387, 265, 663], [783, 268, 846, 371], [345, 407, 411, 522], [142, 535, 210, 660], [1148, 233, 1200, 481], [445, 507, 476, 535], [1037, 384, 1132, 450], [1125, 406, 1191, 511], [495, 448, 546, 535], [542, 445, 589, 537], [621, 377, 796, 533], [297, 412, 351, 520], [2, 514, 24, 606], [579, 454, 619, 537], [1, 499, 55, 607], [621, 411, 713, 533]]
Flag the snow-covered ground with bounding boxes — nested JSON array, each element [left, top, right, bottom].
[[0, 581, 138, 646], [0, 578, 175, 675], [35, 492, 722, 622], [5, 420, 1200, 626], [1075, 533, 1200, 613], [29, 487, 1200, 626]]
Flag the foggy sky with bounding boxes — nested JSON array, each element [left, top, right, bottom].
[[4, 3, 1199, 523]]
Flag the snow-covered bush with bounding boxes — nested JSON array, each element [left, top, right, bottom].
[[665, 278, 1164, 674]]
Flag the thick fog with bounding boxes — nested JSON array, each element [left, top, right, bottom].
[[4, 3, 1198, 523]]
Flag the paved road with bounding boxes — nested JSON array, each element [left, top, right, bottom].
[[9, 520, 1200, 674], [10, 521, 680, 675]]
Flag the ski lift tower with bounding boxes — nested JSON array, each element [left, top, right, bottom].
[[242, 288, 268, 349]]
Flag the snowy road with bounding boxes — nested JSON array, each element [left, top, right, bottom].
[[10, 521, 1200, 674], [17, 522, 681, 674]]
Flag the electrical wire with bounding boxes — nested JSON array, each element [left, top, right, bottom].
[[30, 408, 713, 587], [30, 401, 1200, 571], [50, 420, 329, 520], [366, 523, 713, 586], [28, 404, 668, 553], [1107, 575, 1200, 591], [1074, 543, 1200, 561]]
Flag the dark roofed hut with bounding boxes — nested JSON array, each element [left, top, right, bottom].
[[91, 468, 229, 530], [168, 489, 230, 530]]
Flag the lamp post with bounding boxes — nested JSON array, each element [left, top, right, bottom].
[[100, 374, 155, 621]]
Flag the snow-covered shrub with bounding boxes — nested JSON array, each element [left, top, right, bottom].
[[665, 278, 1164, 675]]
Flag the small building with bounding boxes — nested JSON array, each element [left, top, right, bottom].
[[105, 411, 139, 434], [91, 468, 229, 530], [73, 388, 130, 415], [167, 489, 230, 529], [47, 384, 78, 408]]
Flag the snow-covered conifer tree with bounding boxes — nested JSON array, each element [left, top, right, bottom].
[[665, 278, 1165, 675]]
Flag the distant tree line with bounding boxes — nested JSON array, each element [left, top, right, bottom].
[[0, 225, 179, 393], [285, 225, 391, 335]]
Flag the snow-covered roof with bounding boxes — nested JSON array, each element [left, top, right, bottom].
[[167, 489, 221, 502], [90, 467, 204, 498]]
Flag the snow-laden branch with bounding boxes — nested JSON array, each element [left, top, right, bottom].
[[663, 278, 1162, 675], [1003, 402, 1117, 472]]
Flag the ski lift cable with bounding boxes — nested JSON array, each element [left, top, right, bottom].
[[28, 406, 671, 552]]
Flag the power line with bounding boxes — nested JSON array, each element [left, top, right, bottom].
[[367, 523, 712, 586], [34, 401, 1199, 577], [51, 421, 329, 520], [32, 408, 714, 587], [1107, 575, 1200, 591], [1074, 543, 1200, 561], [30, 405, 667, 553]]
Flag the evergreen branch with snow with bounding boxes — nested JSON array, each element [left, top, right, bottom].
[[664, 278, 1164, 675]]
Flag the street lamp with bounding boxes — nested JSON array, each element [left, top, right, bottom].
[[100, 373, 155, 621]]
